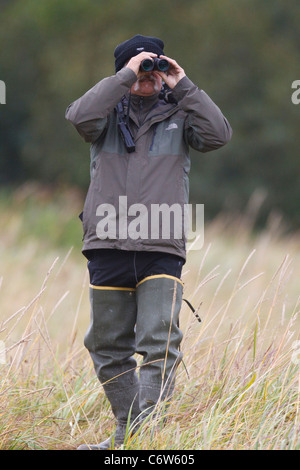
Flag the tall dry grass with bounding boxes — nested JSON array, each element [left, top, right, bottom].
[[0, 189, 300, 450]]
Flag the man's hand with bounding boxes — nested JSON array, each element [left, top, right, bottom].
[[125, 52, 158, 76], [157, 55, 186, 89], [125, 52, 186, 89]]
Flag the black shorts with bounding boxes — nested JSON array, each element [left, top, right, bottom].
[[85, 249, 184, 289]]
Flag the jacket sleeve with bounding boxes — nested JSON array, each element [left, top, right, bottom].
[[171, 76, 232, 152], [65, 67, 137, 143]]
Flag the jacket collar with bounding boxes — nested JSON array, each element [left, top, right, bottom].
[[125, 91, 178, 136]]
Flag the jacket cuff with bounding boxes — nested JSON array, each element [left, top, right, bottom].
[[171, 76, 199, 101], [116, 67, 138, 87]]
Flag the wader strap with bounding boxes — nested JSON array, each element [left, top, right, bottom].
[[183, 298, 201, 323]]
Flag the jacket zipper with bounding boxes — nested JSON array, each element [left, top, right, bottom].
[[138, 96, 144, 126], [149, 124, 158, 151]]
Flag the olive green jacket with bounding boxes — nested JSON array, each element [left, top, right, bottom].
[[65, 67, 232, 259]]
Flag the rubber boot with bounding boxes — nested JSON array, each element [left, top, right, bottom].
[[135, 275, 183, 422], [77, 286, 141, 450]]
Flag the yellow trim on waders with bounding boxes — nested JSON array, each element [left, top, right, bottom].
[[135, 274, 184, 288]]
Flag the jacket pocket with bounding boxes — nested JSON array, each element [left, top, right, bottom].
[[148, 118, 185, 157]]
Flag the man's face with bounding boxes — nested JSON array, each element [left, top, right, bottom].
[[130, 70, 162, 96]]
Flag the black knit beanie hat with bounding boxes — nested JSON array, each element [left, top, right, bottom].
[[114, 34, 164, 72]]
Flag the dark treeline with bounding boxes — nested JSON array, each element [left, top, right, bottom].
[[1, 0, 299, 228]]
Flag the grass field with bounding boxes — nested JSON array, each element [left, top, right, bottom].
[[0, 185, 300, 450]]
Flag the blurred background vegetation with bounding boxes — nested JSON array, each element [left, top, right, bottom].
[[1, 1, 300, 450], [0, 0, 300, 238]]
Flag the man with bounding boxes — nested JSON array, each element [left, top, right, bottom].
[[65, 34, 232, 450]]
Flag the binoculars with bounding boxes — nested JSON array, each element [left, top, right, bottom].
[[140, 57, 169, 72]]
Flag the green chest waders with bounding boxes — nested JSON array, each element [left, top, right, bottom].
[[79, 275, 183, 449]]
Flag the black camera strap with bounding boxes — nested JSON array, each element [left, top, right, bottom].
[[116, 96, 136, 153]]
